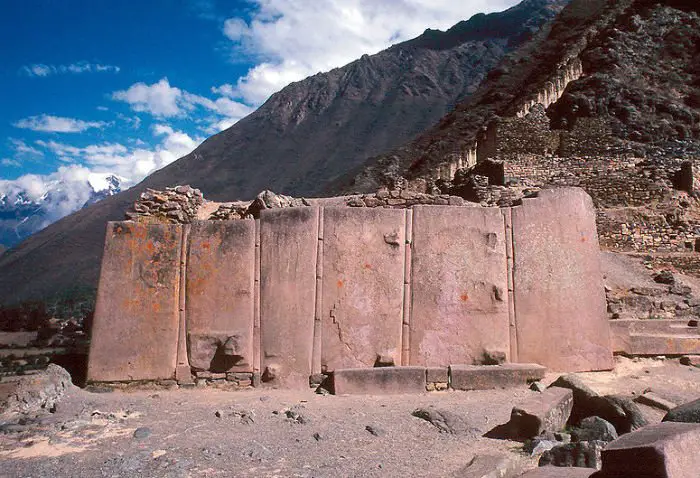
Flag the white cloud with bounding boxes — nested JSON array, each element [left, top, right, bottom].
[[0, 165, 121, 235], [113, 78, 254, 132], [116, 113, 142, 129], [14, 114, 108, 133], [113, 78, 183, 117], [1, 158, 21, 168], [21, 62, 120, 77], [10, 138, 44, 158], [211, 84, 235, 97], [35, 125, 202, 182], [0, 124, 204, 237], [221, 0, 516, 104]]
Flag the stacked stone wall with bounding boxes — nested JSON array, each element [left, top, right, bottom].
[[597, 209, 698, 253], [504, 156, 674, 208], [346, 190, 466, 208]]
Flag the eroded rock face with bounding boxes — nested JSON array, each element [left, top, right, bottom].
[[0, 364, 73, 418]]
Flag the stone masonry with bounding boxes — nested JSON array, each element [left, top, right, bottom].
[[88, 188, 613, 389]]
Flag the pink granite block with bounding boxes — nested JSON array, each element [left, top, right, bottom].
[[186, 220, 255, 372], [321, 207, 405, 371], [88, 222, 182, 382], [511, 188, 613, 372], [259, 208, 319, 389], [409, 206, 510, 367]]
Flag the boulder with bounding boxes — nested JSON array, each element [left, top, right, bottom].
[[246, 190, 308, 218], [662, 397, 700, 423], [412, 407, 480, 436], [509, 387, 574, 439], [601, 422, 700, 478], [524, 434, 563, 457], [570, 416, 618, 442], [0, 364, 73, 418], [538, 441, 605, 470], [634, 391, 677, 412], [519, 466, 597, 477], [452, 453, 524, 478], [549, 375, 647, 433]]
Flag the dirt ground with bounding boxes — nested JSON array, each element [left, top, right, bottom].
[[1, 357, 699, 478]]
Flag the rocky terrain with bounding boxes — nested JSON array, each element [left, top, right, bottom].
[[1, 357, 698, 477]]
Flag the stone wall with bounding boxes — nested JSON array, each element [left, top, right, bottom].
[[87, 188, 612, 388], [478, 106, 561, 163], [460, 108, 700, 255]]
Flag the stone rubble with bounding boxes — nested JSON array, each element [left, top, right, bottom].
[[126, 185, 204, 223]]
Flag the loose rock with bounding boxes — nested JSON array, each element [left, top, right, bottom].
[[662, 398, 700, 423], [538, 441, 605, 469]]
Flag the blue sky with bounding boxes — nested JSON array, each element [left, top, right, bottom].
[[0, 0, 517, 207]]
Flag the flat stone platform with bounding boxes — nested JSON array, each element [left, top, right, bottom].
[[331, 363, 547, 395]]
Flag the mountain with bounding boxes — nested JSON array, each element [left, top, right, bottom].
[[82, 175, 123, 208], [0, 174, 124, 249], [0, 0, 569, 306], [339, 0, 700, 191]]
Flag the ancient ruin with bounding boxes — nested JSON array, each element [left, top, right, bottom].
[[87, 187, 614, 390]]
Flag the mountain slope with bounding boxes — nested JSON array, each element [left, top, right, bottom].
[[0, 0, 568, 305], [339, 0, 700, 191]]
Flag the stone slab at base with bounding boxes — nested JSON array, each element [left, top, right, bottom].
[[510, 387, 574, 439], [332, 367, 426, 395], [426, 367, 449, 383], [625, 334, 700, 356], [456, 453, 525, 478], [601, 422, 700, 478], [449, 364, 546, 391], [519, 467, 596, 477]]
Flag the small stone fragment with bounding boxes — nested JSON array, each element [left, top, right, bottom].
[[133, 427, 152, 439], [365, 425, 385, 437]]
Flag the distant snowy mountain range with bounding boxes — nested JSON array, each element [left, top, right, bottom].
[[0, 173, 125, 249]]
